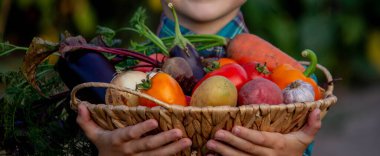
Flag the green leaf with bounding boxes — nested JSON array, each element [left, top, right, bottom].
[[0, 42, 28, 56], [118, 7, 169, 55], [96, 26, 115, 38], [95, 26, 117, 47]]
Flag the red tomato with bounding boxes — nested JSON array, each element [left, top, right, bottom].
[[203, 58, 236, 73], [218, 58, 237, 67], [241, 61, 272, 80], [134, 53, 166, 72], [139, 72, 187, 107], [193, 63, 248, 92]]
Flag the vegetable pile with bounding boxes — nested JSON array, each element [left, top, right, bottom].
[[22, 4, 324, 108], [103, 4, 323, 107]]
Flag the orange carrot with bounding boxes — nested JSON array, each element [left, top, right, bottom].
[[227, 33, 305, 71]]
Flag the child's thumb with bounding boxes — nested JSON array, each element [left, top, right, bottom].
[[292, 109, 322, 145], [302, 108, 322, 137]]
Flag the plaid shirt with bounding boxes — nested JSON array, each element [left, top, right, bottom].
[[156, 12, 249, 57], [156, 12, 314, 156]]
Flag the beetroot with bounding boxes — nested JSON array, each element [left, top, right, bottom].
[[168, 4, 205, 81], [238, 78, 283, 105]]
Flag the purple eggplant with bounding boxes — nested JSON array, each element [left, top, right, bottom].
[[168, 3, 205, 81], [55, 50, 116, 103]]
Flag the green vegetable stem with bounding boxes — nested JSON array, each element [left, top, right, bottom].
[[161, 34, 227, 51], [119, 7, 227, 55], [302, 49, 318, 77]]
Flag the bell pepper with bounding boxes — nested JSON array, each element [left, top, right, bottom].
[[271, 49, 321, 100], [138, 72, 187, 107]]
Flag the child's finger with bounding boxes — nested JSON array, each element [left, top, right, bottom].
[[231, 126, 281, 148], [214, 129, 272, 155], [117, 119, 158, 142], [138, 138, 192, 156], [302, 108, 322, 137], [130, 129, 183, 152], [206, 140, 251, 156], [76, 102, 103, 141], [293, 108, 322, 145]]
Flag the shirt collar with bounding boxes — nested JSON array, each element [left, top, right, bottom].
[[156, 12, 249, 39]]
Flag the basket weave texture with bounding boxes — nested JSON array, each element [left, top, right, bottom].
[[70, 62, 337, 156]]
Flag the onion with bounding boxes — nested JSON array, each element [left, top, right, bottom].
[[105, 71, 147, 106]]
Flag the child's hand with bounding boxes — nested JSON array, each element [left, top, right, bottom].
[[206, 109, 321, 156], [76, 103, 192, 156]]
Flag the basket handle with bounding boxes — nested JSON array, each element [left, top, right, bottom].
[[70, 82, 172, 110], [299, 61, 334, 97]]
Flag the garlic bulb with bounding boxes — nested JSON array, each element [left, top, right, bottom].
[[283, 80, 315, 104]]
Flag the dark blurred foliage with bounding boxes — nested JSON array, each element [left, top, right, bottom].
[[0, 0, 380, 155]]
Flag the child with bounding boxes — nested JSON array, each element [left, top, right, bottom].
[[76, 0, 321, 155]]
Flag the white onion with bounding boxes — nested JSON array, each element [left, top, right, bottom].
[[105, 71, 147, 106]]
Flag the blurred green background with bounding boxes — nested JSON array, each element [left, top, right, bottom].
[[1, 0, 380, 155]]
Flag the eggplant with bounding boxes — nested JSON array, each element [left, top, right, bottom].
[[168, 3, 205, 81], [55, 50, 116, 103]]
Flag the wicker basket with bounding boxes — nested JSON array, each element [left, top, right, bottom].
[[70, 62, 337, 156]]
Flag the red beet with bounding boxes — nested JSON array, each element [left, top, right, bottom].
[[238, 78, 283, 105]]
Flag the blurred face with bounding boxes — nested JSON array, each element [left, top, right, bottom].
[[161, 0, 246, 22]]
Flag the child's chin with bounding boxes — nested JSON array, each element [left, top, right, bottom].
[[166, 0, 245, 22]]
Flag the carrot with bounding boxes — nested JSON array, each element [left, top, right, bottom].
[[227, 33, 305, 71]]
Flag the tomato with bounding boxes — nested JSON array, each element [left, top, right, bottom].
[[241, 61, 271, 80], [203, 58, 236, 73], [218, 58, 236, 67], [139, 72, 187, 107], [134, 53, 166, 72], [193, 63, 248, 92]]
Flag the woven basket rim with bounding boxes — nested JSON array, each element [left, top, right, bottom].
[[70, 62, 335, 110], [81, 94, 337, 112]]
